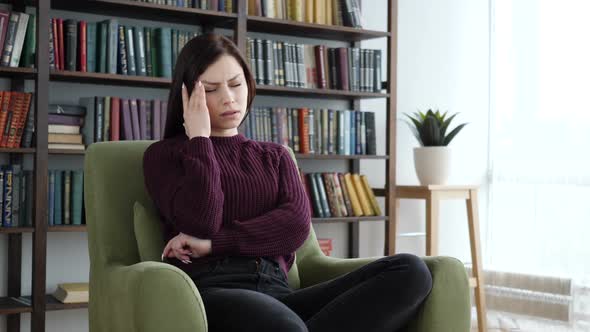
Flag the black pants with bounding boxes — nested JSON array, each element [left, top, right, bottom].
[[188, 254, 432, 332]]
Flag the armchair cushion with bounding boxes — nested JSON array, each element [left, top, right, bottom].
[[133, 201, 165, 262]]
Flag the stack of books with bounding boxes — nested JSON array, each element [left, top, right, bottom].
[[48, 104, 86, 151], [0, 9, 36, 68]]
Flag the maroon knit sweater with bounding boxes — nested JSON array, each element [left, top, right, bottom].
[[143, 133, 311, 276]]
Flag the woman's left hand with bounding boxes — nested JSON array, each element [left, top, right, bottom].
[[161, 232, 212, 264]]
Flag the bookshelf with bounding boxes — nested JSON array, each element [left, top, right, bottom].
[[0, 0, 398, 331]]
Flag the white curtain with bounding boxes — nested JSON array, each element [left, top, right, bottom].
[[489, 0, 590, 328]]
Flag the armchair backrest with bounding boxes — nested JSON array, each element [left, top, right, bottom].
[[84, 141, 322, 289]]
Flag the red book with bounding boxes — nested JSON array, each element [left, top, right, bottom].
[[110, 97, 120, 141], [6, 92, 24, 148], [298, 108, 310, 154], [314, 45, 327, 89], [0, 92, 8, 144], [1, 92, 19, 147], [78, 21, 87, 72], [58, 18, 65, 71], [52, 18, 60, 70], [12, 93, 32, 148]]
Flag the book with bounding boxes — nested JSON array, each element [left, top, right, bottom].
[[52, 282, 89, 303], [352, 173, 374, 216], [361, 175, 381, 216]]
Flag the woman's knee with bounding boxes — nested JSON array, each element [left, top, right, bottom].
[[266, 314, 308, 332], [382, 253, 433, 297]]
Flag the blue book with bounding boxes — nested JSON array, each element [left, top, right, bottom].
[[0, 170, 4, 227], [350, 111, 356, 155], [48, 170, 55, 226], [53, 171, 63, 225], [2, 166, 13, 227], [72, 170, 83, 225]]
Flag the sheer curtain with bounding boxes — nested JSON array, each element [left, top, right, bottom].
[[488, 0, 590, 328]]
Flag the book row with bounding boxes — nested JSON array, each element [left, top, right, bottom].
[[0, 164, 31, 228], [49, 17, 199, 78], [241, 107, 376, 155], [248, 0, 363, 28], [246, 38, 381, 92], [131, 0, 236, 13], [0, 91, 34, 148], [301, 172, 381, 218], [0, 9, 36, 68], [47, 169, 85, 226], [47, 98, 168, 150]]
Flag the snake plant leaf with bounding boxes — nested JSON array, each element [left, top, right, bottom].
[[420, 115, 442, 146], [440, 113, 458, 137], [443, 123, 468, 145]]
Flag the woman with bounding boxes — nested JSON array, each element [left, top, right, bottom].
[[143, 33, 432, 332]]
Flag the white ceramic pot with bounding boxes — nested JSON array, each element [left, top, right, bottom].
[[413, 147, 451, 185]]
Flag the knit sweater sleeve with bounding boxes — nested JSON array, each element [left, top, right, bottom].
[[143, 137, 224, 238], [209, 147, 311, 257]]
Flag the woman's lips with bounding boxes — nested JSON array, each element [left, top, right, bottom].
[[221, 110, 240, 117]]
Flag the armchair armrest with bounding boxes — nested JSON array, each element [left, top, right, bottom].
[[297, 254, 470, 332], [102, 261, 207, 332], [402, 256, 471, 332]]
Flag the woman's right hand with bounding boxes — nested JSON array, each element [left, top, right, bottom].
[[182, 81, 211, 139]]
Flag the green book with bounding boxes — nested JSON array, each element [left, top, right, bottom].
[[86, 22, 97, 72], [64, 171, 71, 225], [53, 170, 63, 225], [144, 27, 153, 76], [155, 27, 172, 78], [71, 170, 83, 225], [97, 21, 107, 73], [150, 27, 158, 77], [19, 13, 35, 68], [107, 19, 119, 74]]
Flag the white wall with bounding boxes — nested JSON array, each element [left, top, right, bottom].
[[359, 0, 491, 262], [0, 1, 491, 331]]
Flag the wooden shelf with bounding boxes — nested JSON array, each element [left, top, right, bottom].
[[51, 0, 237, 28], [0, 66, 37, 79], [247, 16, 389, 41], [48, 225, 87, 232], [312, 216, 388, 224], [256, 85, 388, 99], [0, 227, 34, 234], [50, 70, 171, 88], [295, 153, 388, 160], [0, 147, 36, 154], [44, 295, 88, 311], [0, 297, 32, 315], [50, 71, 388, 99]]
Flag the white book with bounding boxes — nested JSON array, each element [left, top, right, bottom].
[[48, 124, 81, 134], [9, 12, 29, 67]]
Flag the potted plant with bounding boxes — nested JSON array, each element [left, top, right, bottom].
[[404, 109, 468, 185]]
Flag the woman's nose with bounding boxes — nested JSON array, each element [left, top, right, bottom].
[[220, 85, 236, 105]]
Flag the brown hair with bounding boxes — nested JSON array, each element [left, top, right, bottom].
[[163, 33, 256, 139]]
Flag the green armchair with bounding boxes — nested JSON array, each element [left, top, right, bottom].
[[84, 141, 471, 332]]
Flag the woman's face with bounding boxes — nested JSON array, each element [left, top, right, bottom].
[[198, 54, 249, 137]]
